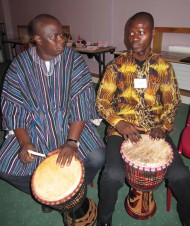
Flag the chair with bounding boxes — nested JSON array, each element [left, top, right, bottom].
[[180, 114, 190, 158], [166, 113, 190, 211], [17, 25, 32, 51]]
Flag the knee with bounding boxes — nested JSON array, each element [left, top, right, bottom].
[[167, 165, 190, 185], [102, 166, 125, 188], [88, 147, 106, 170]]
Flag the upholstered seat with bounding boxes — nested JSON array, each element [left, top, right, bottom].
[[180, 115, 190, 158]]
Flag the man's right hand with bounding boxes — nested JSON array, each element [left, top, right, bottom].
[[18, 143, 36, 164], [115, 120, 142, 143]]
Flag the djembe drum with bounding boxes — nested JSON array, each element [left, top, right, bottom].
[[120, 134, 173, 220], [31, 153, 97, 226]]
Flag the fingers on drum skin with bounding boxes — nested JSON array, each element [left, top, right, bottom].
[[124, 134, 128, 141], [128, 134, 139, 143], [149, 131, 164, 140], [127, 130, 141, 143], [56, 153, 69, 167]]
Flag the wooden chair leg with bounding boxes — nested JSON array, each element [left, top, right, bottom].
[[166, 188, 172, 211]]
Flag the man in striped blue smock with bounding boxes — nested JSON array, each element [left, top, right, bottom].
[[0, 14, 105, 214]]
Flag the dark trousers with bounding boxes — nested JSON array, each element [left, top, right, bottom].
[[97, 135, 190, 226], [0, 147, 105, 195]]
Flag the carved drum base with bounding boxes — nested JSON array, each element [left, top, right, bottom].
[[67, 198, 97, 226], [125, 187, 156, 220]]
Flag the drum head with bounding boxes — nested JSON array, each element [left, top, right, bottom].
[[120, 134, 173, 170], [31, 153, 84, 204]]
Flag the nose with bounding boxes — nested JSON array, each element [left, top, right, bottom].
[[133, 33, 140, 41]]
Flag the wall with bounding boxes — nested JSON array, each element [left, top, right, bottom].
[[114, 0, 190, 51], [0, 0, 190, 74], [0, 0, 4, 21]]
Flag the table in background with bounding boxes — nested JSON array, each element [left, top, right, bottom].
[[74, 46, 116, 80]]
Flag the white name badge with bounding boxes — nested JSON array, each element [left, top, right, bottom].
[[134, 78, 147, 89]]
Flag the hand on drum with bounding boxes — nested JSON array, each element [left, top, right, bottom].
[[48, 142, 79, 167], [148, 127, 166, 140], [18, 143, 36, 164], [115, 120, 142, 143]]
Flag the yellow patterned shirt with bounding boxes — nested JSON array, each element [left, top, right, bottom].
[[96, 51, 181, 137]]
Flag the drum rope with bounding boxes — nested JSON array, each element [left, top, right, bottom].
[[62, 211, 69, 226]]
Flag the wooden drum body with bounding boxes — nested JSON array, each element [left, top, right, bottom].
[[120, 134, 173, 220], [31, 153, 97, 226]]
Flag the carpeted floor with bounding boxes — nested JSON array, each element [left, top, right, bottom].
[[0, 103, 189, 226], [0, 62, 190, 226]]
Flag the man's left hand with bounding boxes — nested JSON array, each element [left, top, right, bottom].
[[48, 143, 79, 167], [149, 127, 166, 140]]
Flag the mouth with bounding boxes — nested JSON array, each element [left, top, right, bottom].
[[57, 46, 64, 51], [132, 43, 141, 49]]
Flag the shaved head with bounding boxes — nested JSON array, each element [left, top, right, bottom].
[[28, 14, 65, 61], [129, 12, 154, 29], [28, 14, 60, 36]]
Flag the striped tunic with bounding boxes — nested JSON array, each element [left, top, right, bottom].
[[0, 47, 104, 176]]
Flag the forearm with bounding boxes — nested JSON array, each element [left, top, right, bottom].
[[67, 121, 85, 141], [160, 92, 181, 132], [56, 121, 85, 166], [14, 128, 32, 146]]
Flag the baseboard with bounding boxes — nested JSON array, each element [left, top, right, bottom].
[[91, 73, 99, 83], [181, 95, 190, 104], [180, 89, 190, 104]]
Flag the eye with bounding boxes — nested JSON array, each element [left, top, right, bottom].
[[138, 31, 144, 35], [129, 31, 134, 36], [49, 35, 55, 41]]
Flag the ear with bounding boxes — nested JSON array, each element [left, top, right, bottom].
[[152, 28, 155, 37], [33, 34, 41, 45]]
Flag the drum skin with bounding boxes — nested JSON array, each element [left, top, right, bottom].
[[31, 152, 86, 212]]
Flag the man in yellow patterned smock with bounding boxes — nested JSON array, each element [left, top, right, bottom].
[[96, 12, 190, 226]]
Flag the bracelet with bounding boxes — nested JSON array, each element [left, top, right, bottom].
[[66, 139, 79, 147]]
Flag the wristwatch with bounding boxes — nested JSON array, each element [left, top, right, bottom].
[[66, 139, 80, 147]]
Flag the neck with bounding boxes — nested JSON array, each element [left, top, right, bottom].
[[132, 48, 151, 61], [36, 48, 54, 61]]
